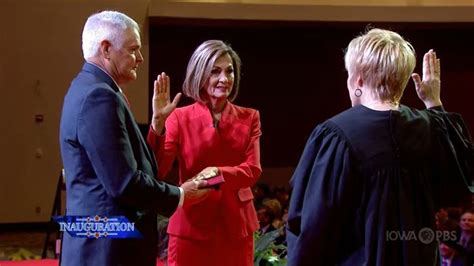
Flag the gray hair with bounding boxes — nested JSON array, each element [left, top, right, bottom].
[[82, 11, 139, 60], [182, 40, 241, 102], [344, 28, 416, 104]]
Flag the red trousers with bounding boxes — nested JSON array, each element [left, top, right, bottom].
[[167, 234, 254, 266]]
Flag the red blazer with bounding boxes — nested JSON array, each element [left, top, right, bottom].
[[147, 101, 262, 240]]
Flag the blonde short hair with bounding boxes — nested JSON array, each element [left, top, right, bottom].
[[344, 28, 416, 104], [182, 40, 241, 102]]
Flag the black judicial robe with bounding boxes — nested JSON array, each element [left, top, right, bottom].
[[287, 104, 473, 266]]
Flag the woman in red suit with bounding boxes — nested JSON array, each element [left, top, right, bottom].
[[147, 40, 262, 266]]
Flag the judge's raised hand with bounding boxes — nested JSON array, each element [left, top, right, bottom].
[[151, 72, 182, 134], [411, 49, 442, 108]]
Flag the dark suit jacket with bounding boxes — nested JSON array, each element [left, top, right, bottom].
[[59, 62, 181, 266]]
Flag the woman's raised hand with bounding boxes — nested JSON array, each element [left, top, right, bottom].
[[151, 72, 182, 133]]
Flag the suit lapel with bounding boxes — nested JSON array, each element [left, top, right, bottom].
[[195, 102, 213, 129], [196, 100, 235, 130], [221, 101, 235, 126]]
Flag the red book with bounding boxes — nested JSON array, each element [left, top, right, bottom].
[[202, 174, 225, 189]]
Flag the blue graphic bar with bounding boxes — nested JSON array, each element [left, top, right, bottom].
[[53, 215, 143, 239]]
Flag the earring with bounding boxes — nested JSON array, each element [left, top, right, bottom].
[[355, 89, 362, 97]]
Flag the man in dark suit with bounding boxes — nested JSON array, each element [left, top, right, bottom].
[[59, 10, 210, 266]]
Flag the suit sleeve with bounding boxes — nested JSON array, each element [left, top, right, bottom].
[[217, 110, 262, 189], [286, 123, 360, 266], [78, 87, 180, 216], [147, 110, 180, 180]]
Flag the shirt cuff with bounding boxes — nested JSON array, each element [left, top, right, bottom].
[[178, 187, 184, 207]]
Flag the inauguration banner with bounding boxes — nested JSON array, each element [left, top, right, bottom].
[[53, 215, 142, 239]]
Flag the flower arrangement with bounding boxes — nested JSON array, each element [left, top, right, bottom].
[[254, 229, 287, 266]]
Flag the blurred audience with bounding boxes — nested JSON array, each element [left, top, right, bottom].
[[436, 208, 474, 265], [459, 209, 474, 261], [254, 183, 272, 207], [273, 186, 290, 210], [257, 201, 279, 234], [439, 242, 467, 266]]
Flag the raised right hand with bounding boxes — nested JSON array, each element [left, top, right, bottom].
[[411, 49, 442, 108], [151, 72, 182, 133]]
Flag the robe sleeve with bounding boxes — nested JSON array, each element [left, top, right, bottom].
[[286, 122, 361, 266], [428, 108, 474, 208]]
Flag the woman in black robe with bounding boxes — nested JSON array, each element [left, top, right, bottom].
[[286, 28, 473, 266]]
